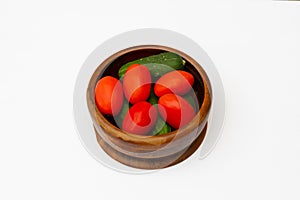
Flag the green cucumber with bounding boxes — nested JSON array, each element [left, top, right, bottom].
[[118, 52, 185, 79], [115, 101, 130, 128], [149, 117, 172, 136], [154, 121, 172, 136], [148, 87, 172, 136], [183, 92, 199, 112], [148, 86, 158, 105]]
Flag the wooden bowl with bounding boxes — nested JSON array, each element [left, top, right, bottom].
[[87, 45, 212, 169]]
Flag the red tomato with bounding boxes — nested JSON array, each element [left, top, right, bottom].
[[154, 70, 194, 97], [123, 64, 151, 104], [94, 76, 123, 116], [126, 63, 141, 72], [122, 101, 157, 135], [158, 94, 195, 129]]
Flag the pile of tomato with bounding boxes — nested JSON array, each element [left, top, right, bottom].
[[94, 64, 196, 136]]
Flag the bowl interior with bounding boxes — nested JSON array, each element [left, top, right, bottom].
[[93, 46, 205, 133]]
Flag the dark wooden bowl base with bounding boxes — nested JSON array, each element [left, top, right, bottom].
[[94, 124, 207, 170]]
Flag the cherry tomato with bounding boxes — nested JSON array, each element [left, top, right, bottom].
[[154, 70, 194, 97], [158, 94, 195, 129], [126, 63, 141, 72], [94, 76, 123, 116], [123, 64, 151, 104], [122, 101, 157, 135]]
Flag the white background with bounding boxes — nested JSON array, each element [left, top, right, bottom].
[[1, 1, 300, 200]]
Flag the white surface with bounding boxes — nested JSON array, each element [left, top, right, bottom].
[[1, 1, 300, 200], [73, 28, 225, 173]]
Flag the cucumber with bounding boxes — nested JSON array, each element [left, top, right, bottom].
[[148, 86, 158, 105], [118, 52, 185, 79], [183, 92, 199, 112], [148, 86, 172, 136], [115, 101, 130, 128], [149, 117, 172, 136]]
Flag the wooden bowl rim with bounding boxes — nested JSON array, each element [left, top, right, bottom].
[[87, 45, 212, 145]]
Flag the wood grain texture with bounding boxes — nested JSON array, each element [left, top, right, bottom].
[[95, 124, 207, 169], [86, 45, 212, 169]]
